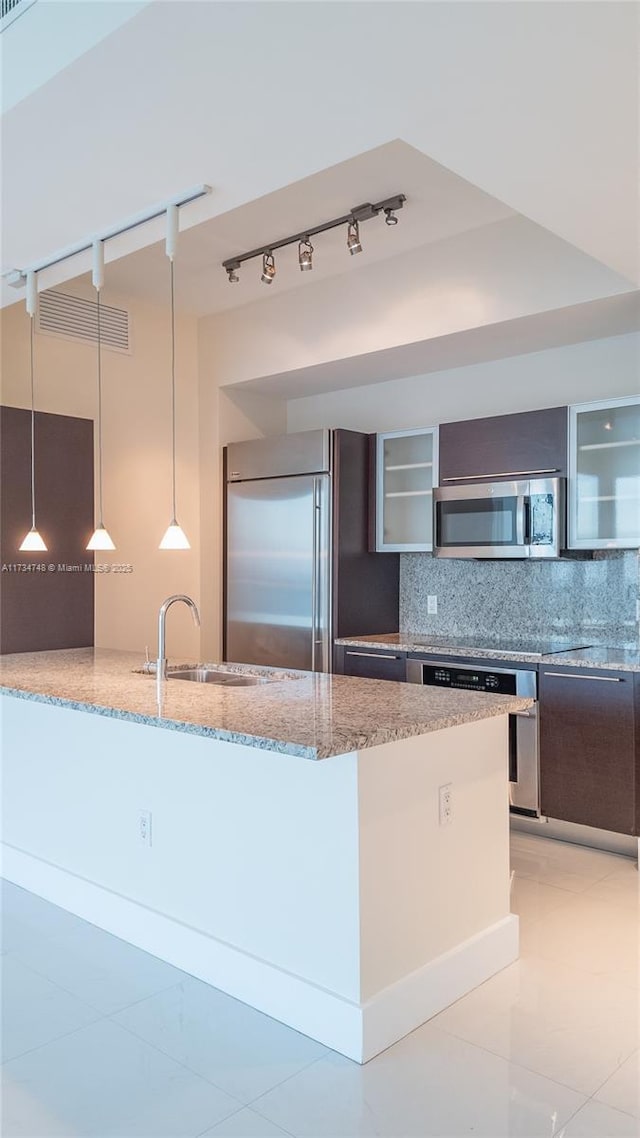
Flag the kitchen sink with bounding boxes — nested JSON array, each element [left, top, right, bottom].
[[167, 668, 276, 686]]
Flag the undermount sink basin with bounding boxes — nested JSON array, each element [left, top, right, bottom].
[[167, 668, 274, 687]]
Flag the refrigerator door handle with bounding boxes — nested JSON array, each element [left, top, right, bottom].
[[311, 477, 319, 672]]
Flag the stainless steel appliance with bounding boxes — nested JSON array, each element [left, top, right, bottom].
[[406, 657, 540, 816], [433, 477, 564, 559], [224, 429, 398, 672]]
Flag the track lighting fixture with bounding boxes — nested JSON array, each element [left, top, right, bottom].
[[346, 220, 362, 255], [222, 193, 406, 284], [19, 271, 47, 552], [298, 239, 313, 271], [261, 252, 276, 284]]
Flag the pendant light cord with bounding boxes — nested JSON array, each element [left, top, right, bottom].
[[29, 314, 36, 529], [169, 257, 177, 521], [96, 288, 104, 526]]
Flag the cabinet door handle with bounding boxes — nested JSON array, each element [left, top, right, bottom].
[[441, 469, 559, 482], [542, 671, 623, 682], [345, 650, 400, 660]]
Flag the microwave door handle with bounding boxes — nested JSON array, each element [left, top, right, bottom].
[[515, 496, 527, 546]]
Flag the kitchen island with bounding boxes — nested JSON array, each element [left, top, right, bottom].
[[0, 649, 532, 1062]]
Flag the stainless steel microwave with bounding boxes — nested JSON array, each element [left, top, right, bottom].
[[433, 477, 564, 559]]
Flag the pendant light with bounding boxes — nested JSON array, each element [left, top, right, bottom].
[[86, 240, 115, 551], [19, 271, 47, 552], [159, 204, 190, 550]]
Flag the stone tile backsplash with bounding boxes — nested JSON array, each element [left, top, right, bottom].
[[400, 550, 640, 646]]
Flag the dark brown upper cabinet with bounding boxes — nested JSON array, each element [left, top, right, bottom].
[[439, 407, 568, 485], [1, 405, 95, 654]]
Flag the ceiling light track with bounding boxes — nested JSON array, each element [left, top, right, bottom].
[[223, 193, 406, 283], [5, 184, 211, 288]]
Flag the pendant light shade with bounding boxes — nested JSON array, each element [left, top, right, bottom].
[[159, 521, 191, 550], [20, 526, 47, 552], [87, 525, 115, 551], [87, 240, 116, 552], [19, 271, 47, 553], [160, 204, 190, 550]]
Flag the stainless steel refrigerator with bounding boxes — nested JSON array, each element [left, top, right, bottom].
[[224, 429, 399, 671]]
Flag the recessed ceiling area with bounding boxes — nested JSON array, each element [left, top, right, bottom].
[[227, 292, 640, 401], [61, 141, 516, 316]]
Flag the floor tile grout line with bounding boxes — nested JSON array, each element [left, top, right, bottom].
[[194, 1101, 299, 1138], [582, 1044, 640, 1113], [246, 1054, 334, 1115], [1, 949, 110, 1018], [2, 939, 191, 1019], [429, 1019, 627, 1104], [508, 950, 640, 998], [112, 1009, 330, 1120], [106, 1015, 248, 1106], [1, 1006, 109, 1068]]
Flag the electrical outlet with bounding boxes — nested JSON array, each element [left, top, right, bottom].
[[427, 595, 438, 615], [439, 784, 453, 826], [138, 809, 152, 848]]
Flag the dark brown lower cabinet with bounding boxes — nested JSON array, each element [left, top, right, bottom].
[[540, 667, 637, 835], [335, 646, 406, 682]]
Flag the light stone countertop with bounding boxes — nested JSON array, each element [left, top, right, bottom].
[[336, 633, 640, 671], [0, 648, 533, 760], [539, 647, 640, 673]]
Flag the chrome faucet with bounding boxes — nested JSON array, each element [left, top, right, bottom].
[[157, 594, 200, 679]]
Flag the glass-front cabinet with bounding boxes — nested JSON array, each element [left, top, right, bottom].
[[376, 427, 438, 551], [569, 396, 640, 549]]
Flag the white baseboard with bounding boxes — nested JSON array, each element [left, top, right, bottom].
[[361, 915, 519, 1061], [2, 843, 518, 1064]]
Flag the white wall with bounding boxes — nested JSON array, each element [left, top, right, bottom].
[[208, 217, 630, 391], [197, 317, 286, 659], [287, 333, 640, 434], [1, 293, 202, 659]]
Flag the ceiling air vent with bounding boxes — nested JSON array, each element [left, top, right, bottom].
[[37, 290, 131, 354], [1, 0, 37, 30]]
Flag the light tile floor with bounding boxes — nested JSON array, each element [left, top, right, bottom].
[[1, 833, 638, 1137]]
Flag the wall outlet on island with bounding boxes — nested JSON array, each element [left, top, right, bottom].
[[439, 784, 453, 826], [138, 809, 153, 848], [427, 595, 438, 615]]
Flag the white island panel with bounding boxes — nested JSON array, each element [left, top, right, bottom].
[[1, 691, 517, 1062]]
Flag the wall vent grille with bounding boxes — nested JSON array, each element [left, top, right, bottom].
[[37, 290, 131, 354], [1, 0, 37, 31]]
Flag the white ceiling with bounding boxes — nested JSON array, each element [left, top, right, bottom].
[[0, 0, 149, 112], [60, 141, 516, 316], [1, 0, 638, 315]]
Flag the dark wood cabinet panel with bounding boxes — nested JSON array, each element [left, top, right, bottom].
[[439, 407, 568, 484], [332, 430, 399, 637], [1, 406, 94, 654], [540, 667, 637, 835], [336, 645, 406, 681]]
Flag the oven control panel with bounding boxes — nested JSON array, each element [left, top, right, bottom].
[[421, 665, 517, 695]]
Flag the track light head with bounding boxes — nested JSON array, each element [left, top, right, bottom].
[[347, 220, 362, 256], [226, 263, 240, 284], [298, 239, 313, 272], [261, 252, 276, 284], [384, 207, 399, 226]]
